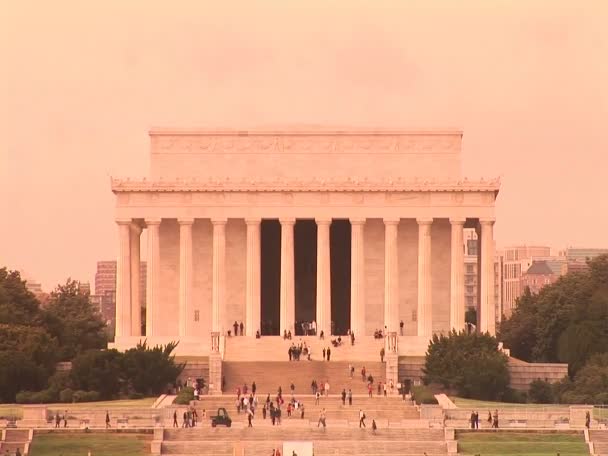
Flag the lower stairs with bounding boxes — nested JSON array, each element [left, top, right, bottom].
[[591, 430, 608, 456], [0, 429, 30, 455], [158, 427, 448, 456]]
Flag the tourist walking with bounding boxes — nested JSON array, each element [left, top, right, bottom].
[[327, 347, 331, 361], [322, 347, 326, 360], [492, 410, 499, 428], [586, 411, 591, 429], [359, 409, 366, 428], [400, 320, 404, 336], [105, 411, 111, 429], [348, 389, 353, 406], [380, 347, 385, 362], [372, 419, 377, 434], [247, 407, 254, 427], [173, 411, 178, 427], [341, 389, 346, 405], [317, 408, 327, 428]]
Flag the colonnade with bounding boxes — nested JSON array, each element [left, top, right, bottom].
[[114, 217, 495, 341]]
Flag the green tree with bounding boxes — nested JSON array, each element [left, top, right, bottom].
[[423, 331, 510, 401], [499, 254, 608, 376], [0, 324, 58, 372], [0, 351, 46, 402], [0, 268, 43, 326], [70, 349, 124, 399], [122, 341, 184, 396], [44, 279, 107, 360], [498, 288, 538, 362]]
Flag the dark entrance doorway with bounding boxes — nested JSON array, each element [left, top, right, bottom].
[[261, 220, 280, 335], [330, 220, 351, 335], [294, 220, 317, 335]]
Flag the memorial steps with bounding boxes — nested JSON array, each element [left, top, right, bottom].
[[222, 361, 387, 396], [591, 430, 608, 455], [223, 335, 386, 362], [190, 396, 421, 422], [0, 429, 29, 455], [159, 427, 448, 456]]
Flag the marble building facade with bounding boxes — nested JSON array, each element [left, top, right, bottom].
[[110, 128, 500, 356]]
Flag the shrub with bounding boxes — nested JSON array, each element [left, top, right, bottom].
[[59, 388, 74, 403], [502, 387, 527, 404], [411, 385, 438, 405], [423, 331, 510, 401], [72, 390, 101, 403], [16, 388, 57, 404], [528, 379, 554, 403], [15, 391, 35, 404], [174, 387, 194, 405]]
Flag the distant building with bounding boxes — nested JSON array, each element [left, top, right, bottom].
[[560, 248, 608, 273], [94, 260, 146, 330], [463, 229, 502, 325], [521, 260, 558, 294], [498, 245, 551, 318], [77, 281, 91, 295]]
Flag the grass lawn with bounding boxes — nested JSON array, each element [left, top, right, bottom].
[[29, 433, 150, 456], [0, 398, 156, 419], [458, 431, 588, 455]]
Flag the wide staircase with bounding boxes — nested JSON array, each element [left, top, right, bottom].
[[0, 429, 29, 455], [159, 427, 447, 456], [591, 430, 608, 456], [222, 361, 386, 395], [191, 395, 420, 424], [224, 336, 385, 362]]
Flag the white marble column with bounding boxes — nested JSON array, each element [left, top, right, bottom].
[[212, 218, 227, 333], [450, 218, 466, 332], [280, 218, 295, 335], [245, 218, 261, 336], [417, 218, 433, 337], [480, 218, 496, 334], [116, 219, 132, 338], [384, 219, 399, 333], [316, 218, 332, 336], [350, 218, 366, 336], [145, 218, 161, 336], [129, 223, 142, 337], [178, 218, 194, 337]]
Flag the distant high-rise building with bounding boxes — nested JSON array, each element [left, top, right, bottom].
[[94, 260, 146, 330]]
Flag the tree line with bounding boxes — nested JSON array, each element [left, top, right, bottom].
[[0, 269, 183, 403]]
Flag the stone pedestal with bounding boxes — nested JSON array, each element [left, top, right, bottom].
[[21, 405, 48, 427], [385, 353, 399, 395], [208, 353, 223, 395]]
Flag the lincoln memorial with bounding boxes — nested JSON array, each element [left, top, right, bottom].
[[110, 128, 499, 357]]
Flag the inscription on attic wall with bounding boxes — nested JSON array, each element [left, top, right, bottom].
[[121, 191, 491, 208], [149, 133, 462, 181]]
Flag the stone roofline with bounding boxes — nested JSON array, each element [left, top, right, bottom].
[[111, 177, 500, 193], [148, 127, 464, 137]]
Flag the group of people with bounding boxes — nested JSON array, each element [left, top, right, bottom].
[[231, 321, 245, 337], [469, 410, 499, 429], [234, 383, 308, 428], [173, 407, 204, 428], [53, 410, 69, 428], [288, 341, 310, 361]]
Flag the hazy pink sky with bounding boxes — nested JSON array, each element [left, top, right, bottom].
[[1, 1, 607, 290]]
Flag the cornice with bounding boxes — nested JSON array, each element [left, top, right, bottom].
[[148, 127, 463, 137], [111, 177, 501, 194]]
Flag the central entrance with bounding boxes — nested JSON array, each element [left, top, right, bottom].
[[294, 220, 317, 335]]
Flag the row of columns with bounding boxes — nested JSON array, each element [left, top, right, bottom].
[[115, 217, 495, 339]]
